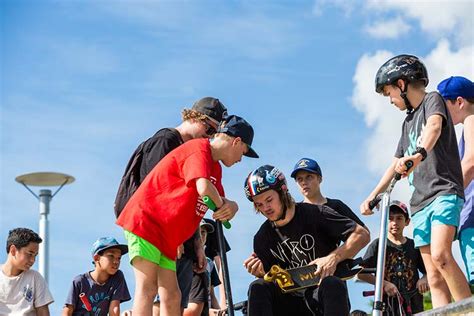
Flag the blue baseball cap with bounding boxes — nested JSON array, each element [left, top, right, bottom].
[[217, 115, 259, 158], [91, 237, 128, 257], [437, 76, 474, 100], [291, 158, 322, 178]]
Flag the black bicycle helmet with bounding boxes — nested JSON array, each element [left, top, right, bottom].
[[375, 54, 429, 94], [375, 54, 429, 114], [244, 165, 287, 202]]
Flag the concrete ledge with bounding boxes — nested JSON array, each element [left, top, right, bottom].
[[416, 297, 474, 316]]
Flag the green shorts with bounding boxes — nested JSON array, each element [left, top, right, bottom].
[[124, 230, 176, 271], [412, 194, 463, 248]]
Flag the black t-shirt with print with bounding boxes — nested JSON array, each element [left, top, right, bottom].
[[253, 202, 357, 272], [363, 238, 426, 314]]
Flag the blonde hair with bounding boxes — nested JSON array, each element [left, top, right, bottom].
[[181, 109, 207, 122]]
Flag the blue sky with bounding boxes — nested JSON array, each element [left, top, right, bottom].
[[1, 0, 473, 314]]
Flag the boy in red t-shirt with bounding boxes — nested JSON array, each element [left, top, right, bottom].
[[116, 115, 258, 315]]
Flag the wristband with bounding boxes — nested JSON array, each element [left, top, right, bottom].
[[414, 146, 427, 161]]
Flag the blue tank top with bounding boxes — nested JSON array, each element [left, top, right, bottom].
[[459, 131, 474, 232]]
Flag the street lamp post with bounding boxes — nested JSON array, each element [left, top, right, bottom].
[[15, 172, 74, 283]]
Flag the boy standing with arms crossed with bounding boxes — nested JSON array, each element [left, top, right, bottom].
[[360, 54, 470, 307], [117, 115, 258, 316], [438, 76, 474, 284]]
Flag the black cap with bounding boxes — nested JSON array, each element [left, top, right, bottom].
[[389, 200, 409, 219], [217, 115, 258, 158], [191, 97, 228, 125]]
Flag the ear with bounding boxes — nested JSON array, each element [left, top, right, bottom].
[[397, 79, 406, 91], [9, 245, 17, 256], [93, 254, 101, 263], [405, 218, 410, 225], [457, 96, 465, 109], [233, 137, 242, 146], [318, 175, 323, 184]]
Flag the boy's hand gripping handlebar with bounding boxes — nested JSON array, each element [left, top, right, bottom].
[[368, 160, 413, 210], [203, 196, 231, 229]]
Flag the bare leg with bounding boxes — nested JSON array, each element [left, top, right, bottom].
[[420, 245, 451, 307], [183, 302, 204, 316], [152, 302, 160, 316], [157, 265, 181, 316], [430, 225, 471, 301], [132, 257, 159, 316]]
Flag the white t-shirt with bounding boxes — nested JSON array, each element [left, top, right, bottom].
[[0, 264, 54, 316]]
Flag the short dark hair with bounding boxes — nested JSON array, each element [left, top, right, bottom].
[[6, 228, 42, 254]]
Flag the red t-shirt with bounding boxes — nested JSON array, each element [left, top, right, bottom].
[[116, 139, 224, 260]]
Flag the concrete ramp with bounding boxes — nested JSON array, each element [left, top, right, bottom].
[[416, 297, 473, 316]]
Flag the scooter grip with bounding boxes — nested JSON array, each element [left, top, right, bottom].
[[202, 196, 231, 229], [368, 195, 382, 210]]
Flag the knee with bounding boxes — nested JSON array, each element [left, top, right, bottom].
[[319, 276, 346, 293], [248, 278, 274, 297], [431, 250, 455, 270], [427, 270, 445, 288], [161, 290, 181, 310], [137, 282, 158, 300]]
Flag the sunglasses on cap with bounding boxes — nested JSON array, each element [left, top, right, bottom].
[[202, 119, 217, 136]]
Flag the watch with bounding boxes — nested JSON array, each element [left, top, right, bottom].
[[414, 146, 427, 161]]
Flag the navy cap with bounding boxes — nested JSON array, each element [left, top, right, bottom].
[[191, 97, 228, 125], [291, 158, 322, 178], [91, 237, 128, 257], [437, 76, 474, 100], [217, 115, 258, 158]]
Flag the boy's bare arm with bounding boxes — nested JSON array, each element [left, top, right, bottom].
[[357, 273, 375, 285], [196, 178, 224, 208], [395, 114, 443, 175], [36, 305, 51, 316], [195, 178, 238, 221], [61, 305, 73, 316], [360, 158, 398, 215], [108, 300, 121, 316], [462, 115, 474, 187], [310, 224, 370, 278]]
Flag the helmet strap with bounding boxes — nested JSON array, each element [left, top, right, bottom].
[[273, 189, 288, 222], [399, 80, 413, 114]]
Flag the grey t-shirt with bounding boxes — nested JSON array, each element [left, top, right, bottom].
[[395, 91, 464, 215]]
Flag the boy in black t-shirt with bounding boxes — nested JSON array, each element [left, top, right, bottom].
[[291, 157, 368, 232], [359, 201, 429, 315], [243, 165, 370, 316]]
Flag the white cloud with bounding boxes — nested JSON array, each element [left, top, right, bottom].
[[365, 0, 474, 45], [351, 50, 406, 175], [364, 16, 411, 39]]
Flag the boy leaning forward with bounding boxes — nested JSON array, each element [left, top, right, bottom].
[[116, 115, 258, 316]]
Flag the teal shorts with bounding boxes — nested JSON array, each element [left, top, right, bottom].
[[459, 227, 474, 284], [124, 230, 176, 271], [412, 194, 463, 248]]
